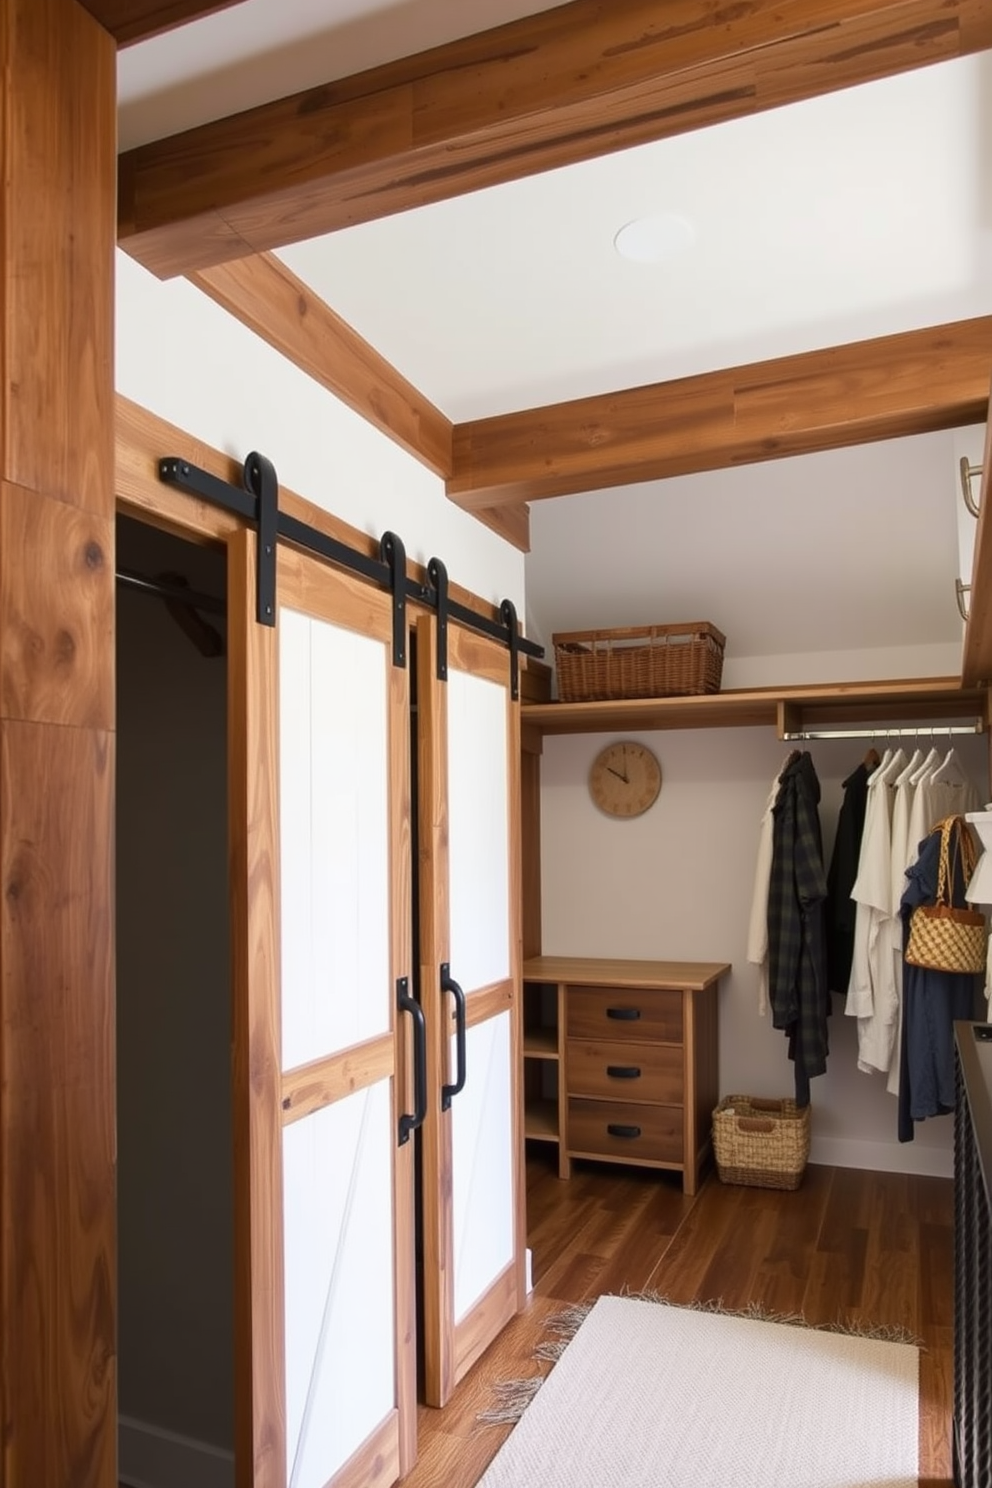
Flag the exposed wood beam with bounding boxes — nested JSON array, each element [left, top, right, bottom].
[[1, 1, 117, 1482], [447, 317, 992, 508], [191, 254, 453, 477], [81, 0, 246, 45], [117, 0, 992, 277], [961, 380, 992, 686], [188, 254, 530, 550]]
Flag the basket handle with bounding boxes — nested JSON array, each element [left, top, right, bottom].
[[737, 1117, 776, 1134], [744, 1097, 785, 1115]]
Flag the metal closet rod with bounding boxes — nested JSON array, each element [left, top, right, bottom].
[[116, 566, 225, 617], [782, 723, 984, 741]]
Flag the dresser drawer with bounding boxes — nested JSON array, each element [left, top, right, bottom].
[[566, 1039, 683, 1104], [567, 1098, 683, 1163], [566, 986, 682, 1043]]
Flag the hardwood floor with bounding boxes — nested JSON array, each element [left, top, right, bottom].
[[400, 1148, 954, 1488], [117, 1149, 953, 1488]]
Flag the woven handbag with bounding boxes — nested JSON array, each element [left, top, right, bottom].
[[905, 815, 987, 974]]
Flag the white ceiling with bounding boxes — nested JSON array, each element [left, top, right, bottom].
[[278, 55, 992, 421], [118, 2, 992, 680]]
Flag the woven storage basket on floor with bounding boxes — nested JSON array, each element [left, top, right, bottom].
[[712, 1095, 810, 1190], [553, 622, 725, 702]]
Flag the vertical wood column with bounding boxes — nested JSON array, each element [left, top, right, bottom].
[[0, 2, 117, 1485]]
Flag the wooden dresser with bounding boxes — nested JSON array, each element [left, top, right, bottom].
[[521, 956, 729, 1196]]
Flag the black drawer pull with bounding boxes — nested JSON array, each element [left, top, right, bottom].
[[606, 1065, 641, 1080], [607, 1123, 642, 1139], [606, 1006, 640, 1021]]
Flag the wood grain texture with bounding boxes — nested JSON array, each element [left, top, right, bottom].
[[190, 255, 453, 478], [228, 528, 287, 1488], [505, 658, 528, 1319], [280, 1036, 394, 1125], [0, 484, 113, 729], [464, 978, 514, 1031], [961, 377, 992, 686], [525, 956, 730, 992], [385, 566, 417, 1479], [566, 1040, 684, 1104], [0, 3, 117, 1484], [522, 675, 989, 737], [80, 0, 245, 45], [520, 745, 542, 961], [450, 317, 992, 507], [1, 0, 115, 511], [691, 985, 720, 1185], [466, 500, 531, 553], [274, 537, 416, 1482], [113, 394, 530, 631], [117, 0, 992, 276], [324, 1415, 401, 1488], [567, 1098, 684, 1165], [452, 1262, 518, 1384], [415, 611, 456, 1409], [1, 721, 116, 1488]]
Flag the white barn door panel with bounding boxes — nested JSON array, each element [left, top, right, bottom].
[[229, 530, 416, 1488], [418, 615, 526, 1408]]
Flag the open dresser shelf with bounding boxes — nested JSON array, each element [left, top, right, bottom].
[[522, 956, 730, 1196]]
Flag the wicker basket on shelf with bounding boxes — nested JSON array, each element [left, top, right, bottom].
[[712, 1095, 810, 1190], [553, 622, 725, 703]]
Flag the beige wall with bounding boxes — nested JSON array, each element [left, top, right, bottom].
[[540, 725, 990, 1177], [116, 524, 232, 1448]]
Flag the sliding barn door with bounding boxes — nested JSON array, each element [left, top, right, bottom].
[[418, 613, 527, 1408], [229, 529, 417, 1488]]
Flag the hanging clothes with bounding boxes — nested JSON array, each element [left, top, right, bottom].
[[747, 752, 800, 1016], [824, 758, 872, 995], [767, 751, 829, 1107], [846, 749, 907, 1078], [897, 817, 983, 1142], [905, 749, 980, 875], [883, 750, 924, 1097]]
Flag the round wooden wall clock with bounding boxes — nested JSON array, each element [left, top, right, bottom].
[[589, 741, 662, 818]]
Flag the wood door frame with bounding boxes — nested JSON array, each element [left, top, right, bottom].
[[416, 613, 527, 1408], [115, 405, 527, 1467]]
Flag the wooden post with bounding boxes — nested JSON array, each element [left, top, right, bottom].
[[0, 1, 117, 1484]]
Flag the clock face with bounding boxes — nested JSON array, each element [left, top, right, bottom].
[[589, 741, 662, 818]]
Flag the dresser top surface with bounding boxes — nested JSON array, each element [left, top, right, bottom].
[[522, 955, 730, 992]]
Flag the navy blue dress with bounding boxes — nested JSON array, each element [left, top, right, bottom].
[[897, 822, 981, 1142]]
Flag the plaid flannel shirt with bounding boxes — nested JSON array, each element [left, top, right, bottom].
[[768, 751, 830, 1105]]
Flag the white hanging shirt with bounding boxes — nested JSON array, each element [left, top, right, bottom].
[[846, 749, 906, 1076], [747, 765, 792, 1017]]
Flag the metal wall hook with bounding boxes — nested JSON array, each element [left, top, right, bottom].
[[960, 456, 982, 519], [956, 577, 972, 623]]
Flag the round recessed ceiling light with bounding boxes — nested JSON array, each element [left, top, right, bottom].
[[614, 212, 696, 264]]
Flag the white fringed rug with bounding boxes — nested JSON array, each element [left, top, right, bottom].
[[477, 1296, 919, 1488]]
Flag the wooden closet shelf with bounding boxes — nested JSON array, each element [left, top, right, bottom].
[[524, 1099, 560, 1142], [522, 676, 990, 737]]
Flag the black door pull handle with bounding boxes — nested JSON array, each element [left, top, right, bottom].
[[607, 1123, 642, 1139], [606, 1065, 641, 1080], [397, 978, 426, 1146], [441, 962, 467, 1111], [606, 1007, 640, 1021]]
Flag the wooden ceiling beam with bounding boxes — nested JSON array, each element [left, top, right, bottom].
[[187, 253, 530, 549], [117, 0, 992, 277], [447, 317, 992, 509], [191, 253, 454, 477], [81, 0, 247, 46]]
